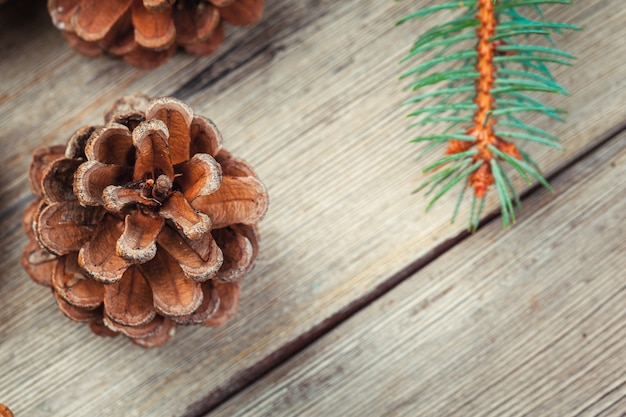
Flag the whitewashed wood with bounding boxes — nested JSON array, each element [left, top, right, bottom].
[[211, 130, 626, 417], [0, 1, 625, 416]]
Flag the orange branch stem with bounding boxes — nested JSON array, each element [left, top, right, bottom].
[[446, 0, 499, 198], [468, 0, 498, 197]]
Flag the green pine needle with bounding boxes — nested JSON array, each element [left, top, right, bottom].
[[498, 94, 566, 121], [397, 1, 478, 24], [497, 68, 568, 93], [491, 159, 516, 227], [403, 50, 478, 78], [407, 102, 477, 117], [497, 21, 581, 31], [493, 80, 566, 95], [488, 145, 553, 190], [404, 32, 477, 59], [414, 160, 468, 194], [427, 161, 483, 210], [451, 184, 467, 224], [469, 195, 486, 232], [497, 130, 563, 149], [498, 119, 559, 141], [496, 44, 576, 59], [403, 85, 475, 104], [410, 19, 479, 51], [494, 0, 572, 10], [410, 132, 477, 142], [490, 105, 566, 117], [493, 54, 574, 66], [489, 28, 551, 41], [408, 116, 473, 128], [423, 149, 478, 172], [404, 67, 479, 89]]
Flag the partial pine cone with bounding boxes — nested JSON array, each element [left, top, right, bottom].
[[22, 94, 268, 348], [0, 405, 13, 417], [48, 0, 264, 69]]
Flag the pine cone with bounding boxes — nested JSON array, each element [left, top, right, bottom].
[[22, 94, 268, 348], [47, 0, 264, 69], [0, 405, 13, 417]]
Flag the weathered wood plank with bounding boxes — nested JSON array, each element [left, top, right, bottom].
[[0, 1, 625, 416], [0, 0, 330, 212], [210, 130, 626, 417]]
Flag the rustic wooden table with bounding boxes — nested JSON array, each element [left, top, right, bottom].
[[1, 1, 625, 416]]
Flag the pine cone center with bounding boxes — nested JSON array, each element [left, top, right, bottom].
[[146, 174, 174, 203]]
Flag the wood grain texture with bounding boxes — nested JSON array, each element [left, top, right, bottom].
[[210, 130, 626, 417], [0, 1, 625, 416]]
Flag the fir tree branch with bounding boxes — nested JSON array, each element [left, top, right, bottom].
[[399, 0, 578, 230]]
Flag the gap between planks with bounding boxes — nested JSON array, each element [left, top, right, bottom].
[[206, 120, 626, 417], [180, 120, 626, 416]]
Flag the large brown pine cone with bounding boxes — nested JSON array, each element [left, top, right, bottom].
[[48, 0, 264, 68], [22, 94, 268, 348]]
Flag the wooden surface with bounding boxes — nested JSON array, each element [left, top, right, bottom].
[[212, 129, 626, 417], [0, 1, 624, 416]]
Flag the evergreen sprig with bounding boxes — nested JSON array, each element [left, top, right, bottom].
[[398, 0, 580, 231]]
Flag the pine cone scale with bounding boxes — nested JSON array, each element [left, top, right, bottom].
[[212, 226, 251, 282], [130, 317, 175, 348], [131, 0, 176, 50], [204, 280, 240, 327], [131, 119, 174, 180], [41, 158, 82, 203], [173, 3, 220, 46], [72, 0, 133, 42], [22, 200, 58, 287], [52, 254, 104, 309], [66, 126, 96, 159], [54, 291, 100, 322], [48, 0, 81, 30], [23, 199, 41, 241], [156, 225, 223, 281], [104, 266, 156, 326], [116, 210, 164, 263], [37, 202, 104, 255], [189, 116, 222, 156], [22, 241, 58, 287], [176, 153, 222, 202], [85, 124, 134, 166], [29, 146, 67, 197], [172, 281, 220, 325], [158, 192, 210, 240], [104, 312, 165, 338], [78, 214, 132, 283], [74, 161, 133, 206], [218, 0, 263, 26], [184, 225, 221, 263], [183, 23, 224, 56], [123, 43, 177, 69], [191, 176, 267, 229], [138, 249, 203, 317], [145, 96, 194, 166]]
